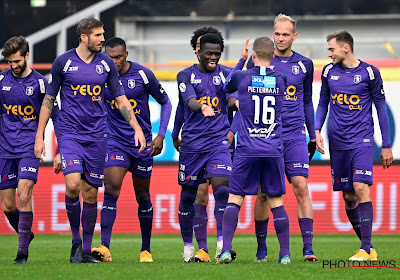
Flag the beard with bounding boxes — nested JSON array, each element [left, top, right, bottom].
[[12, 59, 27, 76], [87, 39, 102, 53]]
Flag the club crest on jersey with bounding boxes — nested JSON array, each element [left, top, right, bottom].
[[292, 65, 300, 75], [26, 86, 34, 96], [128, 79, 135, 89], [354, 75, 362, 84], [96, 65, 104, 74], [213, 76, 221, 85]]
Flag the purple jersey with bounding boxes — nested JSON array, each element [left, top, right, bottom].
[[270, 52, 315, 140], [177, 64, 231, 153], [224, 66, 287, 157], [47, 49, 124, 142], [105, 61, 171, 144], [0, 69, 55, 158], [315, 61, 391, 150]]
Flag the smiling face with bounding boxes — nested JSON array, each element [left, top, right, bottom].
[[7, 51, 28, 77], [105, 44, 128, 73], [273, 20, 297, 55], [197, 42, 221, 72], [327, 38, 348, 65]]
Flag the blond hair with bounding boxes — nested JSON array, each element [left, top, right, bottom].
[[274, 13, 296, 32]]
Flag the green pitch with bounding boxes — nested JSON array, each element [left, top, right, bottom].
[[1, 234, 399, 279]]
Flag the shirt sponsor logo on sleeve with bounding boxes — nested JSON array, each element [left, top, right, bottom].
[[48, 74, 52, 84], [179, 82, 186, 92]]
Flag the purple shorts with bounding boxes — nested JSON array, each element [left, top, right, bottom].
[[230, 156, 286, 196], [59, 138, 107, 188], [283, 138, 309, 183], [330, 146, 373, 191], [178, 145, 232, 187], [0, 157, 40, 190], [105, 140, 153, 178]]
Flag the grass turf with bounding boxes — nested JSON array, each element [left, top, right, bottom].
[[1, 234, 399, 280]]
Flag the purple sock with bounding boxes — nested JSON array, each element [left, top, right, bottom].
[[65, 195, 82, 245], [255, 218, 268, 252], [178, 191, 196, 245], [298, 218, 314, 254], [271, 205, 290, 258], [194, 204, 208, 252], [82, 202, 97, 255], [5, 208, 20, 233], [138, 199, 153, 252], [346, 206, 374, 249], [221, 203, 240, 252], [100, 194, 118, 249], [358, 201, 373, 254], [18, 211, 33, 254], [213, 185, 229, 240]]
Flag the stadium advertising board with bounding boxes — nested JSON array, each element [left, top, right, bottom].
[[1, 165, 399, 234]]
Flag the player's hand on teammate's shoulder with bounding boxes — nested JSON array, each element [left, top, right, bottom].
[[173, 138, 181, 152], [315, 131, 325, 155], [308, 140, 317, 160], [149, 135, 164, 156], [201, 104, 215, 118], [381, 147, 394, 169], [53, 153, 62, 174]]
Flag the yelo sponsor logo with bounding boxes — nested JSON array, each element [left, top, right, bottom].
[[331, 93, 362, 110], [3, 104, 36, 121], [107, 98, 140, 114], [71, 85, 102, 101], [197, 96, 221, 113], [285, 85, 297, 101]]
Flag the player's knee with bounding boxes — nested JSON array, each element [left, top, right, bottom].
[[66, 180, 81, 195], [104, 182, 121, 197], [17, 192, 32, 206], [342, 191, 356, 206], [256, 192, 268, 203], [213, 185, 229, 203], [1, 201, 16, 213], [180, 189, 196, 209], [136, 191, 150, 203]]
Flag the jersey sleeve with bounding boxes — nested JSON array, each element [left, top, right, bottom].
[[315, 64, 331, 131], [230, 110, 240, 133], [143, 68, 172, 139], [172, 95, 185, 139], [224, 70, 243, 94], [369, 66, 391, 148], [177, 71, 197, 103], [46, 56, 65, 97], [105, 57, 125, 97], [246, 56, 254, 69], [303, 60, 316, 139]]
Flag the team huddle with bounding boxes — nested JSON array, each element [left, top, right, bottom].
[[0, 14, 394, 264]]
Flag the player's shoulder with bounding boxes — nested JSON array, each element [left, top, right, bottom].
[[359, 60, 381, 78], [177, 65, 195, 78], [322, 62, 335, 77], [218, 64, 233, 73], [30, 69, 46, 80], [293, 51, 312, 63], [54, 49, 76, 63], [0, 69, 12, 82], [129, 61, 157, 81]]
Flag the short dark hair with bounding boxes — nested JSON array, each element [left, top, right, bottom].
[[1, 36, 29, 58], [191, 26, 224, 52], [76, 17, 104, 41], [105, 37, 126, 51], [199, 33, 223, 51], [327, 30, 354, 52], [253, 36, 274, 61]]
